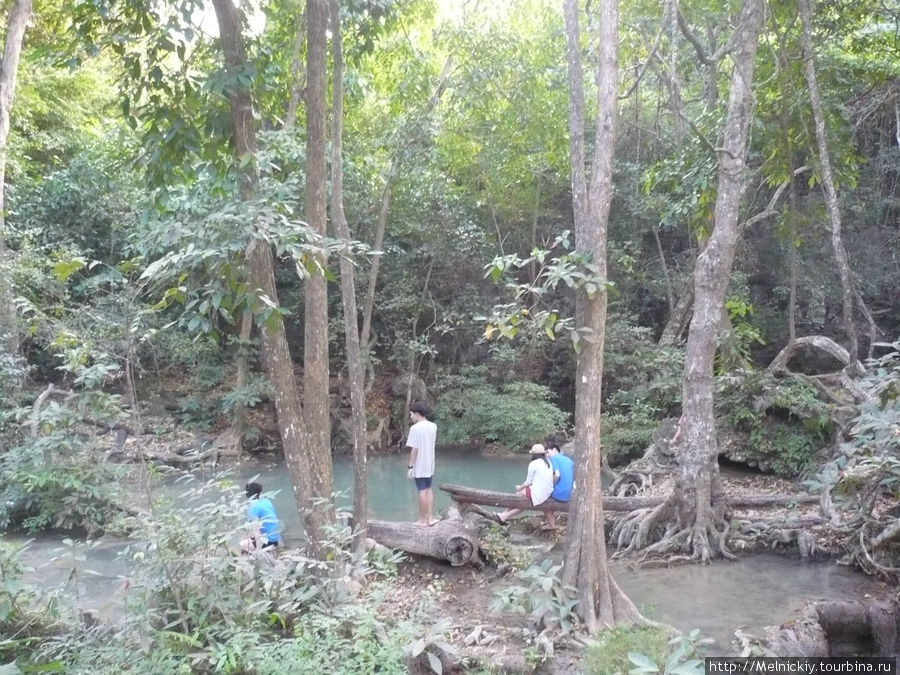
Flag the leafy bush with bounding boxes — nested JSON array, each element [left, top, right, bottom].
[[0, 382, 128, 534], [434, 366, 570, 449], [582, 627, 707, 675], [0, 541, 65, 665], [716, 371, 833, 476], [491, 558, 579, 634], [23, 478, 444, 674]]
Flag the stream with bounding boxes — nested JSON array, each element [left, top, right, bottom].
[[2, 448, 886, 654]]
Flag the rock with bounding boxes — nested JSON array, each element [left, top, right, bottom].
[[390, 373, 429, 403]]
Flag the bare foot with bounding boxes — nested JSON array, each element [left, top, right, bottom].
[[427, 519, 439, 526]]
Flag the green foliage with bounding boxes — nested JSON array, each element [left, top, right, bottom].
[[477, 525, 531, 571], [603, 319, 684, 461], [717, 371, 834, 476], [582, 627, 707, 675], [716, 294, 766, 374], [0, 541, 64, 665], [0, 356, 129, 534], [491, 558, 579, 635], [16, 479, 443, 673], [434, 366, 569, 449]]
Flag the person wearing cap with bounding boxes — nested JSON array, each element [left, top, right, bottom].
[[496, 444, 555, 524]]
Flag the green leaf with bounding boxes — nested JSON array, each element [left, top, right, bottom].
[[427, 651, 443, 674], [627, 651, 660, 673]]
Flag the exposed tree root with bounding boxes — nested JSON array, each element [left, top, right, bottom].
[[609, 493, 735, 563]]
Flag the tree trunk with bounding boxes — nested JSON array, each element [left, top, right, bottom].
[[283, 8, 306, 129], [676, 0, 764, 561], [0, 0, 32, 355], [367, 519, 481, 567], [562, 0, 640, 632], [359, 57, 452, 389], [330, 0, 368, 561], [303, 0, 334, 514], [210, 0, 332, 548], [798, 0, 858, 366]]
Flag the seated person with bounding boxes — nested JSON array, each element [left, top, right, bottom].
[[496, 444, 555, 524], [240, 481, 282, 553], [545, 439, 574, 530]]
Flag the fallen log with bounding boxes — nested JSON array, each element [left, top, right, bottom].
[[440, 483, 820, 512], [367, 518, 482, 567]]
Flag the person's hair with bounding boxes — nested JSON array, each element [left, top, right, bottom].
[[410, 401, 431, 420], [545, 436, 563, 452], [245, 482, 263, 499]]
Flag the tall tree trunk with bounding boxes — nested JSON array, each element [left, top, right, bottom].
[[303, 0, 333, 501], [798, 0, 858, 366], [358, 58, 452, 389], [0, 0, 32, 355], [330, 0, 368, 561], [283, 8, 306, 129], [562, 0, 640, 632], [211, 0, 332, 547], [677, 0, 763, 561]]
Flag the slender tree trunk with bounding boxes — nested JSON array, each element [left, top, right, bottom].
[[330, 0, 368, 561], [562, 0, 640, 632], [358, 58, 452, 389], [652, 224, 674, 315], [0, 0, 32, 355], [678, 0, 763, 561], [211, 0, 332, 547], [359, 157, 393, 368], [283, 9, 306, 129], [226, 308, 253, 452], [798, 0, 858, 365], [303, 0, 333, 500], [788, 182, 799, 346]]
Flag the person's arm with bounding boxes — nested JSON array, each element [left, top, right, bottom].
[[406, 427, 419, 478], [518, 462, 537, 490]]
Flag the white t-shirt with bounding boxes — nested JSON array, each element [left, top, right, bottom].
[[524, 458, 554, 506], [406, 419, 437, 478]]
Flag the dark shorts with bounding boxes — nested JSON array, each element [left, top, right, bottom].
[[414, 476, 433, 490], [252, 537, 278, 550]]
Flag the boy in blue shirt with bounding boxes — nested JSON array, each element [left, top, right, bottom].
[[240, 482, 282, 553], [546, 440, 575, 530]]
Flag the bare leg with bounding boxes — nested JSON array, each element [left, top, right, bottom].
[[544, 510, 557, 530], [497, 508, 523, 523], [418, 488, 436, 525], [424, 487, 436, 525]]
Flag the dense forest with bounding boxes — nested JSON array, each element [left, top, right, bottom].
[[0, 0, 898, 671]]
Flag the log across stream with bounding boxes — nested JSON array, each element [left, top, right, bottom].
[[438, 483, 821, 511]]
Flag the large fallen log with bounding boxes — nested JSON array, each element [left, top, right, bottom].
[[367, 519, 482, 567], [440, 483, 820, 512]]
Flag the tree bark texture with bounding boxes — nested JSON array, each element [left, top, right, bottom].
[[678, 0, 763, 561], [0, 0, 32, 354], [283, 9, 306, 129], [798, 0, 858, 365], [367, 519, 480, 567], [563, 0, 640, 632], [330, 0, 368, 560], [211, 0, 332, 546], [303, 0, 333, 505]]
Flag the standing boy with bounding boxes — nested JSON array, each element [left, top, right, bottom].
[[406, 401, 438, 526]]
